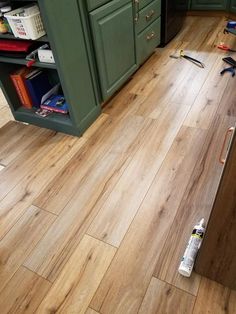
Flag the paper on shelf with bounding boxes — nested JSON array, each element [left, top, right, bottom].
[[41, 83, 60, 105]]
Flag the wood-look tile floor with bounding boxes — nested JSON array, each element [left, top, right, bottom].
[[0, 15, 236, 314]]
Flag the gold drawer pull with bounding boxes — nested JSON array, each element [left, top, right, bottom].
[[146, 10, 155, 21], [146, 31, 155, 41], [219, 127, 235, 164]]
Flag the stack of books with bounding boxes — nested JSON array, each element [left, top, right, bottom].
[[10, 67, 53, 109]]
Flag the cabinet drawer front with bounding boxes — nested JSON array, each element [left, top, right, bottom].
[[190, 0, 227, 10], [87, 0, 110, 11], [136, 0, 161, 34], [136, 17, 161, 65], [139, 0, 154, 10]]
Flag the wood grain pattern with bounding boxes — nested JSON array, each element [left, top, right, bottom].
[[83, 113, 110, 139], [34, 115, 146, 215], [169, 47, 220, 108], [0, 15, 236, 314], [0, 205, 55, 293], [0, 121, 25, 149], [217, 75, 236, 117], [25, 117, 152, 282], [88, 102, 190, 247], [154, 114, 236, 295], [183, 55, 231, 129], [130, 53, 191, 118], [90, 127, 206, 314], [139, 277, 195, 314], [0, 106, 12, 128], [193, 277, 236, 314], [0, 134, 85, 240], [36, 235, 116, 314], [0, 129, 58, 200], [85, 308, 100, 314], [0, 124, 48, 166], [0, 266, 51, 314]]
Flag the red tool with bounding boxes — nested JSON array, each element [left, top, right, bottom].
[[217, 43, 236, 52]]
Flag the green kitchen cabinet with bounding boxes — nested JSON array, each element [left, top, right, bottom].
[[229, 0, 236, 12], [136, 17, 161, 65], [190, 0, 227, 10], [89, 0, 137, 100], [0, 0, 101, 136], [87, 0, 110, 11], [135, 0, 161, 65]]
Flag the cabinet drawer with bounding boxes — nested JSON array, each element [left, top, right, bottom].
[[87, 0, 110, 11], [136, 17, 161, 65], [190, 0, 227, 11], [138, 0, 154, 10], [136, 0, 161, 34]]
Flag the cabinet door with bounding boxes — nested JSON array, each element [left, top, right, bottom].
[[90, 0, 137, 100], [190, 0, 227, 10], [195, 127, 236, 290], [229, 0, 236, 13]]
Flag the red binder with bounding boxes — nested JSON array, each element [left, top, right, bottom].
[[0, 40, 37, 57], [10, 67, 34, 109]]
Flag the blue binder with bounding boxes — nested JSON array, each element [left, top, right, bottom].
[[25, 70, 52, 107]]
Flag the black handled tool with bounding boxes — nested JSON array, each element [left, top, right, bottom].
[[180, 50, 205, 68], [170, 50, 205, 68], [220, 57, 236, 77]]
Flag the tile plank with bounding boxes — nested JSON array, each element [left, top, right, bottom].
[[0, 106, 13, 128], [34, 115, 146, 215], [90, 127, 206, 314], [0, 134, 84, 240], [0, 129, 58, 200], [0, 266, 51, 314], [85, 308, 100, 314], [217, 75, 236, 117], [24, 150, 133, 281], [138, 278, 195, 314], [193, 277, 236, 314], [88, 102, 190, 247], [0, 205, 55, 293], [183, 55, 230, 129], [25, 118, 153, 282], [0, 124, 48, 166], [36, 235, 116, 314]]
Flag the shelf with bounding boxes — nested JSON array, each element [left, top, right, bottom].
[[0, 56, 56, 69], [226, 28, 236, 36], [0, 33, 48, 42], [14, 106, 81, 135], [0, 0, 101, 137], [16, 106, 72, 124]]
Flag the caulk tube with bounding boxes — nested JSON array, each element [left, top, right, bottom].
[[178, 218, 205, 277]]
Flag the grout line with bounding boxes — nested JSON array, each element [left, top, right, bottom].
[[136, 275, 154, 313], [21, 265, 52, 284], [85, 234, 118, 250], [192, 276, 203, 313], [32, 204, 59, 217], [152, 275, 198, 297]]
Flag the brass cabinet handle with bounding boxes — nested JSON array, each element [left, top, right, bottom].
[[134, 0, 139, 22], [219, 127, 235, 164], [146, 10, 155, 21], [146, 31, 155, 40]]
